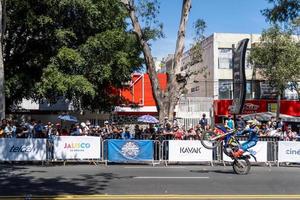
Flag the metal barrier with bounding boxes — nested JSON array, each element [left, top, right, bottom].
[[103, 139, 161, 165], [276, 141, 300, 166], [0, 137, 299, 167], [51, 136, 102, 165], [162, 140, 214, 166]]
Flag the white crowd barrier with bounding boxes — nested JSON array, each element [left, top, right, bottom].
[[168, 140, 213, 162], [0, 138, 299, 166], [278, 141, 300, 163], [0, 138, 47, 161], [53, 136, 101, 160], [222, 141, 268, 163]]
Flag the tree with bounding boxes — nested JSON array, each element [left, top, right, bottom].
[[4, 0, 142, 112], [122, 0, 205, 122], [0, 0, 5, 119], [262, 0, 300, 25], [250, 26, 300, 118]]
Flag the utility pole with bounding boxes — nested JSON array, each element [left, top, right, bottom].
[[0, 0, 5, 120]]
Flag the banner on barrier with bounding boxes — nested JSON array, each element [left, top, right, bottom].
[[278, 141, 300, 163], [223, 141, 268, 162], [54, 136, 101, 160], [168, 140, 212, 162], [0, 138, 47, 161], [108, 140, 153, 162]]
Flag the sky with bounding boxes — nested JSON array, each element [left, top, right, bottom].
[[151, 0, 272, 60]]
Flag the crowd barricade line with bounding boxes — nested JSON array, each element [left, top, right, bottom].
[[0, 137, 299, 167]]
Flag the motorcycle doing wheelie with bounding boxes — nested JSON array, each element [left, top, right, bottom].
[[200, 125, 256, 175]]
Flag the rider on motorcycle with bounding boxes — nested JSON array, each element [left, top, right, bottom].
[[232, 119, 260, 158]]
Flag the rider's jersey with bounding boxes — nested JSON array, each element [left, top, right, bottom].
[[237, 127, 258, 142]]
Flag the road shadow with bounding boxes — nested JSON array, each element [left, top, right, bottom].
[[190, 169, 235, 174], [0, 164, 121, 198]]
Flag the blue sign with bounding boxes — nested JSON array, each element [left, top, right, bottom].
[[108, 140, 154, 162]]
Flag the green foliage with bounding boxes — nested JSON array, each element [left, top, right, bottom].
[[4, 0, 143, 111], [250, 26, 300, 94], [262, 0, 300, 24], [189, 19, 206, 66], [136, 0, 164, 41]]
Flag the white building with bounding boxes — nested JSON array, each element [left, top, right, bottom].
[[174, 32, 300, 126], [182, 33, 261, 100], [182, 32, 299, 100]]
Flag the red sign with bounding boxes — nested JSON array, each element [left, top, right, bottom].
[[214, 99, 300, 117], [242, 103, 260, 114]]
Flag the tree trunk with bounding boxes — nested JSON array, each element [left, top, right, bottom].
[[0, 0, 5, 120], [123, 0, 164, 119], [276, 92, 281, 120], [167, 0, 191, 122], [123, 0, 192, 123]]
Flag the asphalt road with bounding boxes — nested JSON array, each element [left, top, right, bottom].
[[0, 163, 300, 199]]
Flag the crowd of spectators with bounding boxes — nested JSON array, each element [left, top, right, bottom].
[[231, 115, 299, 141], [0, 113, 299, 141]]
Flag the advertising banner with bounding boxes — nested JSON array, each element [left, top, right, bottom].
[[53, 136, 101, 160], [278, 141, 300, 163], [108, 140, 153, 162], [0, 138, 47, 161], [168, 140, 212, 162], [231, 38, 249, 114], [223, 141, 268, 162]]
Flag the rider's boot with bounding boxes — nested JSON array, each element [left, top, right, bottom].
[[232, 149, 244, 158]]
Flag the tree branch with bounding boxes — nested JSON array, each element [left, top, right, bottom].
[[122, 0, 163, 108]]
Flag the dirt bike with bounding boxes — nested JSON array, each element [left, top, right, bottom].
[[200, 125, 256, 175]]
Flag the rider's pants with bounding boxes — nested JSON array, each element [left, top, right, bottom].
[[241, 140, 257, 151]]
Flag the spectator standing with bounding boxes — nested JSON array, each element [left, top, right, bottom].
[[276, 118, 284, 130], [121, 126, 132, 139], [225, 115, 235, 130], [102, 121, 111, 139], [45, 122, 53, 137], [163, 117, 171, 130], [134, 124, 142, 139], [16, 125, 28, 138], [284, 126, 297, 141], [112, 122, 121, 139], [27, 120, 35, 138], [0, 127, 4, 138], [199, 113, 208, 131], [71, 124, 82, 136], [4, 120, 13, 138], [34, 120, 44, 138], [81, 122, 89, 136], [173, 126, 183, 140], [236, 115, 246, 129]]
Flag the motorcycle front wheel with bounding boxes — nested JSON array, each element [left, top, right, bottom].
[[200, 131, 222, 149], [232, 158, 251, 175]]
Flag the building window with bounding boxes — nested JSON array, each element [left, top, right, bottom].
[[219, 80, 233, 99], [218, 48, 232, 69], [191, 86, 200, 93], [218, 48, 252, 69], [260, 81, 277, 99], [246, 81, 252, 99], [284, 82, 299, 100], [245, 50, 252, 69]]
